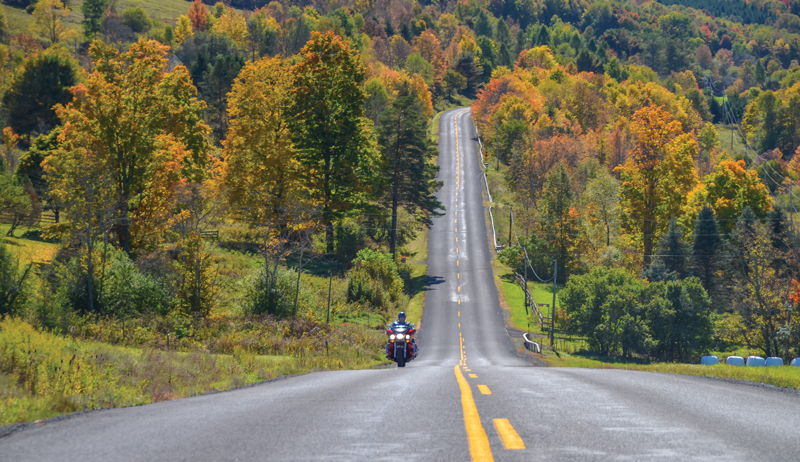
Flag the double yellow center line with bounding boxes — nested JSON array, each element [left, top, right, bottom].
[[452, 111, 525, 461]]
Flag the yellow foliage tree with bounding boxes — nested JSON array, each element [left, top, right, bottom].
[[175, 15, 193, 44], [213, 7, 248, 48], [681, 160, 772, 233], [30, 0, 76, 45], [222, 56, 312, 268]]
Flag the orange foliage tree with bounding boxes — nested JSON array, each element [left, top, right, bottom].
[[188, 0, 208, 31], [50, 39, 210, 254], [616, 104, 698, 265]]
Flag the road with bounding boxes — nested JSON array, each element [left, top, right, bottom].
[[4, 109, 800, 461]]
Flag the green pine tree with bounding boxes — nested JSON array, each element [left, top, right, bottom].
[[377, 82, 443, 255], [81, 0, 107, 40], [654, 218, 688, 279], [692, 205, 721, 292]]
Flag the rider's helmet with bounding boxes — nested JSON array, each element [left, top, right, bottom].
[[398, 311, 406, 323]]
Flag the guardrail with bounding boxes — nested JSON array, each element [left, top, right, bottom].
[[513, 272, 544, 326], [476, 134, 500, 250], [523, 333, 541, 353], [488, 207, 502, 251]]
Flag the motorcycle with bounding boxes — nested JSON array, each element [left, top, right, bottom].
[[386, 323, 417, 367]]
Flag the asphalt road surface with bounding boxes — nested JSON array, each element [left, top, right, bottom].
[[4, 109, 800, 461]]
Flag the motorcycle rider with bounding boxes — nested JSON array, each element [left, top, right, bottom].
[[386, 311, 418, 360]]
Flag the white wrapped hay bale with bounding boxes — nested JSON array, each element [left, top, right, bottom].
[[726, 356, 744, 366], [765, 357, 784, 367], [700, 356, 719, 365]]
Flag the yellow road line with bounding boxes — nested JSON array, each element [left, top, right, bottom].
[[459, 323, 461, 328], [469, 374, 478, 378], [493, 419, 525, 450], [458, 311, 460, 316], [477, 385, 491, 395], [458, 299, 461, 304], [454, 366, 494, 462]]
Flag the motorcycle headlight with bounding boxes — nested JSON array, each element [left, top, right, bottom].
[[389, 334, 396, 340], [396, 333, 404, 339]]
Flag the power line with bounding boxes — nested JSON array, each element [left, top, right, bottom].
[[705, 77, 800, 209]]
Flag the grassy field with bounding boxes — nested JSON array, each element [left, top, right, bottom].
[[539, 349, 800, 390], [491, 257, 561, 334], [1, 0, 220, 37], [0, 316, 385, 426], [0, 224, 60, 267]]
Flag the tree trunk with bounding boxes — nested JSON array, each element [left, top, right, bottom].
[[390, 176, 399, 256], [117, 195, 131, 255], [325, 220, 334, 254]]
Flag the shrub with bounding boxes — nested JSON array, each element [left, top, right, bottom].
[[347, 249, 404, 317], [121, 7, 152, 33], [101, 251, 175, 317], [243, 266, 296, 318]]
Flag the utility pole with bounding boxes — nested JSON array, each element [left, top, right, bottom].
[[551, 259, 557, 348], [523, 252, 528, 316], [495, 120, 500, 171], [508, 207, 513, 247], [292, 248, 304, 319], [326, 270, 333, 324]]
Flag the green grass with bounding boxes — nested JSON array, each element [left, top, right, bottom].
[[400, 225, 429, 327], [491, 257, 561, 334], [0, 316, 387, 426], [429, 110, 444, 142], [1, 5, 36, 35], [0, 224, 60, 267], [539, 349, 800, 389], [715, 123, 750, 160], [1, 0, 234, 38]]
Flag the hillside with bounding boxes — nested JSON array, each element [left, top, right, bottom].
[[1, 0, 800, 423]]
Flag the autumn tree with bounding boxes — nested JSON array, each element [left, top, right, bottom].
[[377, 81, 443, 255], [583, 171, 619, 248], [222, 56, 311, 282], [290, 31, 378, 254], [30, 0, 75, 45], [727, 210, 793, 358], [44, 140, 117, 312], [616, 105, 698, 265], [52, 39, 210, 255], [175, 15, 193, 44], [176, 231, 219, 317], [188, 0, 209, 32], [682, 160, 772, 233]]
